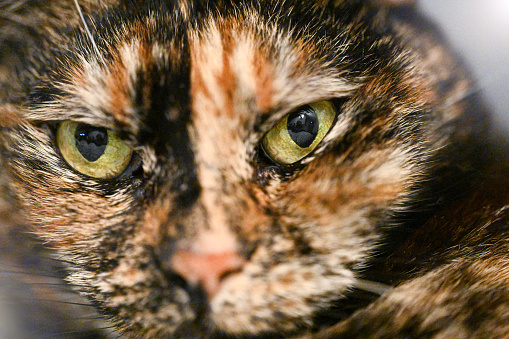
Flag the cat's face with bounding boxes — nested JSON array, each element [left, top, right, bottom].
[[1, 0, 474, 336]]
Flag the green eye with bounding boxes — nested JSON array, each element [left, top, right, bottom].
[[262, 100, 336, 165], [57, 121, 133, 179]]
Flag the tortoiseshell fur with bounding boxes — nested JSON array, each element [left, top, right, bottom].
[[0, 0, 508, 338]]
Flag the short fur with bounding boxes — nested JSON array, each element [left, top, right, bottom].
[[0, 0, 508, 338]]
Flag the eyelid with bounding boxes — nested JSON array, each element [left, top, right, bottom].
[[256, 98, 342, 135], [26, 102, 125, 131]]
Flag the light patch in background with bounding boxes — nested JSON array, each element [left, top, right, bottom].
[[420, 0, 509, 132]]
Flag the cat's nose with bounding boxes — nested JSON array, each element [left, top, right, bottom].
[[169, 250, 246, 298]]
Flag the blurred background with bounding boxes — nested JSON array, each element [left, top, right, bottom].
[[420, 0, 509, 132]]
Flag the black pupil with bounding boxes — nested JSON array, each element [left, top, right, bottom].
[[287, 106, 319, 148], [75, 124, 108, 162]]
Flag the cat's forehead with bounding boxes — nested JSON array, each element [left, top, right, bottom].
[[188, 18, 356, 124], [28, 3, 359, 135]]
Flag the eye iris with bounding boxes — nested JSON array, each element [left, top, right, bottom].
[[75, 124, 108, 162], [287, 106, 319, 148], [261, 100, 336, 165]]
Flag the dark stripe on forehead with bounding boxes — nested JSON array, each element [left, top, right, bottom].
[[31, 0, 199, 203], [117, 7, 200, 208], [63, 0, 194, 149], [134, 47, 193, 157], [27, 0, 191, 108]]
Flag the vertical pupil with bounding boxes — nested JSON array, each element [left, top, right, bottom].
[[287, 106, 319, 148], [75, 124, 108, 162]]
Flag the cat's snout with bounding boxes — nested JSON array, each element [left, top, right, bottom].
[[169, 250, 246, 298]]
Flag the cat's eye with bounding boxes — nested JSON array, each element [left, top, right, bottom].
[[262, 100, 336, 165], [57, 121, 133, 179]]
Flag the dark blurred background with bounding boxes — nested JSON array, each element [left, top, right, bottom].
[[420, 0, 509, 132]]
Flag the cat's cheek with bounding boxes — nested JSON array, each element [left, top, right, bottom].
[[68, 237, 200, 335]]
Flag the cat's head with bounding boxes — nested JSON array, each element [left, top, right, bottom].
[[0, 0, 485, 336]]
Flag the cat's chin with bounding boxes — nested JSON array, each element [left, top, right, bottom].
[[207, 262, 355, 334]]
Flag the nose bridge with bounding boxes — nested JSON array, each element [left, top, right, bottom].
[[188, 97, 251, 253], [167, 150, 247, 299], [190, 159, 239, 254], [185, 25, 256, 254]]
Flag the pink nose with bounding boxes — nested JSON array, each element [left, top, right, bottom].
[[170, 250, 246, 298]]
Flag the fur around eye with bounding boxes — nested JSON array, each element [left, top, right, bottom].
[[56, 121, 133, 179], [262, 100, 336, 165]]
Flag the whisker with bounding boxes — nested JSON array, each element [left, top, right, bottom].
[[36, 329, 108, 337], [443, 67, 509, 109], [33, 316, 105, 334], [22, 282, 77, 288], [44, 256, 87, 268], [31, 299, 96, 307], [0, 268, 59, 279], [45, 255, 75, 263], [72, 0, 106, 66], [353, 279, 391, 296], [113, 330, 125, 339], [443, 85, 482, 109], [79, 315, 108, 320]]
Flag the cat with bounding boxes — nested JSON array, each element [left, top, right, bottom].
[[0, 0, 508, 338]]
